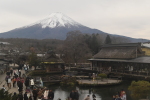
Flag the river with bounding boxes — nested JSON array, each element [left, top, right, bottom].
[[47, 81, 132, 100]]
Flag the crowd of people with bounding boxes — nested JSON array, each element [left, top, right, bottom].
[[1, 64, 126, 100], [1, 65, 57, 100]]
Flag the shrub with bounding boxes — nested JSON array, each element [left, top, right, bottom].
[[98, 73, 107, 79]]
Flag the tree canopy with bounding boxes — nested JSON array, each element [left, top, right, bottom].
[[128, 80, 150, 100], [104, 35, 111, 44]]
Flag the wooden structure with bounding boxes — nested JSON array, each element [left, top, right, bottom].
[[89, 43, 150, 79], [42, 50, 64, 73]]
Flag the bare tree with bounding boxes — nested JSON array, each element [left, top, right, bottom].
[[59, 31, 91, 64]]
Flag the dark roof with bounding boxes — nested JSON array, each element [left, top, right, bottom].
[[102, 43, 141, 48], [89, 56, 150, 64], [93, 43, 144, 59], [93, 47, 137, 59], [128, 56, 150, 63], [44, 53, 64, 64]]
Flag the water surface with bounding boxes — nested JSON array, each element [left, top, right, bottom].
[[47, 81, 132, 100]]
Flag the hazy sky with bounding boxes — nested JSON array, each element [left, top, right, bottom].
[[0, 0, 150, 39]]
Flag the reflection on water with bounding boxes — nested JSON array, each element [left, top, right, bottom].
[[47, 81, 133, 100]]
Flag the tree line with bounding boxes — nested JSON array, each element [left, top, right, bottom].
[[0, 30, 130, 64]]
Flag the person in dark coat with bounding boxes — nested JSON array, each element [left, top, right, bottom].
[[92, 94, 96, 99], [17, 92, 23, 100], [10, 68, 13, 76], [12, 92, 18, 100], [18, 80, 23, 93], [24, 92, 28, 100], [74, 90, 79, 100], [25, 77, 30, 89], [32, 88, 38, 100], [70, 90, 75, 100], [6, 71, 10, 76], [48, 90, 54, 100], [115, 95, 121, 100]]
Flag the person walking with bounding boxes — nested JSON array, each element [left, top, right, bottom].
[[6, 71, 10, 76], [92, 73, 95, 81], [7, 76, 11, 89], [48, 90, 54, 100], [12, 92, 18, 100], [18, 80, 23, 93], [14, 70, 18, 78], [43, 89, 49, 100], [70, 90, 75, 100], [12, 76, 16, 87], [18, 70, 21, 77], [74, 90, 79, 100], [121, 92, 126, 100], [25, 77, 30, 89], [10, 68, 13, 76], [32, 88, 38, 100], [17, 92, 23, 100], [24, 92, 28, 100], [30, 78, 34, 89], [37, 88, 45, 99]]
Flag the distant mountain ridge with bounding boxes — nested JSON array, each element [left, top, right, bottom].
[[0, 12, 149, 42], [0, 12, 107, 39]]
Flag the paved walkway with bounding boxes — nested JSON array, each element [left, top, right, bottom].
[[77, 78, 122, 85], [0, 69, 27, 94]]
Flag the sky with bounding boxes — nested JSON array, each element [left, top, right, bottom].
[[0, 0, 150, 39]]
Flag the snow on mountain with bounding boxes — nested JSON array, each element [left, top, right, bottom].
[[27, 12, 82, 28], [0, 12, 107, 39]]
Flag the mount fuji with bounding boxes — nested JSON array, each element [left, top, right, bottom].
[[0, 12, 107, 39]]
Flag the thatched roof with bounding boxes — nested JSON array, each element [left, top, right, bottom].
[[93, 43, 144, 59], [43, 51, 64, 64]]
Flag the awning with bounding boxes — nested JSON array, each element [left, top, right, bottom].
[[88, 56, 150, 64]]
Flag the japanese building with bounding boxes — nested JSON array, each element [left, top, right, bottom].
[[42, 50, 65, 73], [89, 43, 150, 79]]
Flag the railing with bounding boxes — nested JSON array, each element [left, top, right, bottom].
[[48, 68, 62, 72], [111, 70, 150, 76], [42, 75, 61, 82]]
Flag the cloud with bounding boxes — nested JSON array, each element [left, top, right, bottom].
[[0, 0, 150, 39]]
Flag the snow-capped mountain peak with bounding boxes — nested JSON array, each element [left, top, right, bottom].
[[33, 12, 82, 28]]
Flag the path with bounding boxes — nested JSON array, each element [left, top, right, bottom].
[[0, 69, 27, 94]]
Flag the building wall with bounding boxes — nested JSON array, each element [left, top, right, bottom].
[[141, 48, 150, 56]]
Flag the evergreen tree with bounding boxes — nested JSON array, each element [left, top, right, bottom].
[[104, 35, 111, 44], [84, 34, 101, 55], [28, 52, 40, 70]]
